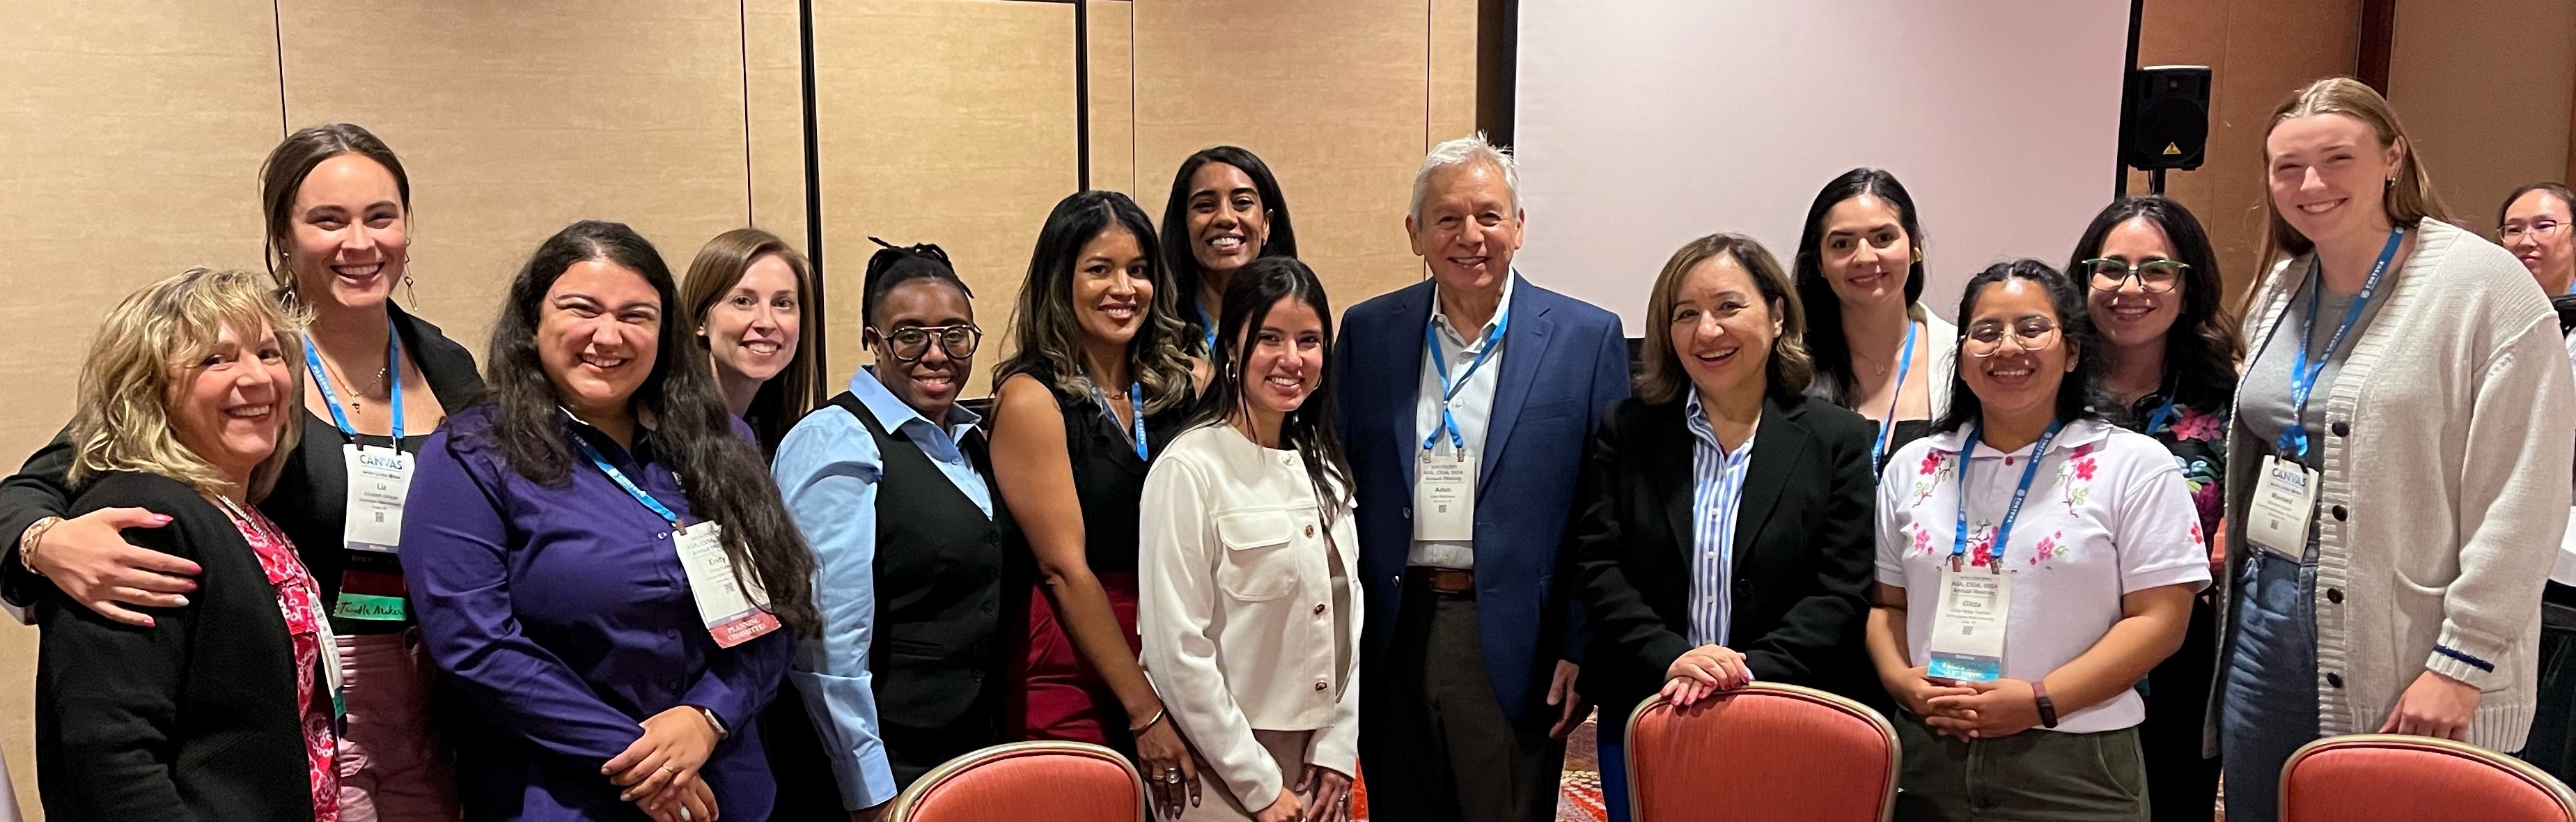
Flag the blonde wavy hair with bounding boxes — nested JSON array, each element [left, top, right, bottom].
[[2256, 77, 2453, 277], [70, 267, 307, 502]]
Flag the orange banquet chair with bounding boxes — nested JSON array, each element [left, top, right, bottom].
[[1624, 681, 1899, 822], [2280, 734, 2576, 822], [887, 740, 1148, 822]]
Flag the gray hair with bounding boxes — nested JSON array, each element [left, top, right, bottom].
[[1409, 132, 1521, 221]]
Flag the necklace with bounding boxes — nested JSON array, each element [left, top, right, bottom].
[[314, 345, 390, 413]]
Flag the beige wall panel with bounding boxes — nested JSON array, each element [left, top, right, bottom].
[[1089, 1, 1139, 199], [1430, 0, 1481, 144], [0, 3, 286, 816], [812, 0, 1077, 394], [2389, 0, 2575, 231], [1133, 1, 1433, 316], [749, 0, 811, 248], [2136, 0, 2359, 300], [277, 0, 756, 359]]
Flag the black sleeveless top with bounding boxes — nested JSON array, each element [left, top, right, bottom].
[[836, 392, 1014, 782], [1012, 364, 1187, 575]]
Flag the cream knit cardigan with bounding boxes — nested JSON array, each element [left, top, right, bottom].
[[2215, 217, 2576, 752]]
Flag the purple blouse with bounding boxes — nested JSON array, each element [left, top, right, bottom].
[[400, 405, 788, 821]]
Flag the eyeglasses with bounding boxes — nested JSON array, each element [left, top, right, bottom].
[[873, 324, 981, 362], [2082, 258, 2188, 293], [2503, 219, 2567, 242], [1963, 318, 2061, 357]]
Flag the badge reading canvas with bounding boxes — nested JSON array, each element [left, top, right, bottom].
[[2246, 455, 2317, 561], [341, 445, 414, 553], [675, 522, 780, 648]]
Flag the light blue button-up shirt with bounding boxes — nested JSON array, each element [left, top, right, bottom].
[[772, 367, 990, 809], [1683, 391, 1756, 648]]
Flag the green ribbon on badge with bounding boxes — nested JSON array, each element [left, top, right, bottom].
[[331, 592, 409, 621]]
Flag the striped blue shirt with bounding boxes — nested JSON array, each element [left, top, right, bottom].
[[1683, 391, 1758, 647]]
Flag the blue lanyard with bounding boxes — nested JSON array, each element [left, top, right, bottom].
[[304, 329, 404, 440], [570, 429, 683, 527], [2277, 227, 2404, 458], [1870, 322, 1918, 469], [1201, 325, 1219, 357], [1098, 383, 1148, 460], [1420, 305, 1511, 451], [1952, 419, 2065, 570]]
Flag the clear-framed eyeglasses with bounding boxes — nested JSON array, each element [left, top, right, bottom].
[[1963, 318, 2061, 357], [2503, 219, 2566, 243]]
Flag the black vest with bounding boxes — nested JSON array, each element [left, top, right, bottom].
[[839, 392, 1013, 783]]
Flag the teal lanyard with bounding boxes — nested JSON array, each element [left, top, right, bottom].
[[1870, 322, 1917, 469], [1952, 419, 2065, 569], [2277, 228, 2403, 459], [1420, 307, 1511, 451], [305, 328, 403, 440]]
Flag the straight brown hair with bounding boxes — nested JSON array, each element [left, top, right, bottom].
[[680, 227, 820, 453]]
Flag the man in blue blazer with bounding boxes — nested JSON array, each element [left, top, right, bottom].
[[1334, 134, 1630, 822]]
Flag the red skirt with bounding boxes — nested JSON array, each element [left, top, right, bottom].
[[1008, 571, 1141, 753]]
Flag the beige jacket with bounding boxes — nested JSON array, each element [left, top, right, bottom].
[[1139, 424, 1363, 809], [2217, 217, 2576, 752]]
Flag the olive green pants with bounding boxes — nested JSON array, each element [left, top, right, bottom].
[[1892, 717, 2149, 822]]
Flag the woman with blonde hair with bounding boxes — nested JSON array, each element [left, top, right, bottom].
[[680, 227, 820, 455], [2215, 77, 2576, 821], [36, 267, 339, 821]]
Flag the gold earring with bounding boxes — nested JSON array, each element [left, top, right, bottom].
[[1912, 248, 1924, 263]]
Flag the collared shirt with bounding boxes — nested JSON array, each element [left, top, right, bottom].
[[770, 368, 989, 809], [1409, 272, 1518, 568], [1873, 419, 2210, 734], [403, 405, 792, 821], [1683, 391, 1758, 648]]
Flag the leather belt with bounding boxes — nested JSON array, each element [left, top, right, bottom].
[[1406, 566, 1476, 596]]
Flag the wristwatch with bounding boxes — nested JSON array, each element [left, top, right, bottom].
[[2031, 679, 2059, 729], [695, 706, 729, 740]]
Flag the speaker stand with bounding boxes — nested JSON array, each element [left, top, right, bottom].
[[2149, 168, 2167, 196]]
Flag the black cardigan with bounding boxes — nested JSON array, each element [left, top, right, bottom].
[[0, 304, 481, 609], [1572, 393, 1889, 734], [37, 472, 318, 821]]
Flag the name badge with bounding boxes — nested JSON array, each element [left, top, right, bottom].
[[1926, 565, 2011, 683], [2246, 455, 2317, 561], [1412, 449, 1476, 541], [341, 444, 414, 553], [675, 522, 781, 648]]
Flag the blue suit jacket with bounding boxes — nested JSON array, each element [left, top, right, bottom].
[[1334, 274, 1630, 722]]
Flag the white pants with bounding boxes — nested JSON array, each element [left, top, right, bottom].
[[1182, 729, 1316, 821]]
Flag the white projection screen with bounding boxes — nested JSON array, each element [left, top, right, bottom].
[[1512, 1, 2133, 334]]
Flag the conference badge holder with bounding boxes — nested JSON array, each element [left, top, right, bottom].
[[676, 522, 781, 648], [2246, 455, 2317, 561], [1926, 559, 2010, 683], [342, 444, 414, 554], [1413, 448, 1476, 542]]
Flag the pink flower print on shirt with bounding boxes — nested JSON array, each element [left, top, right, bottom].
[[2172, 408, 2224, 442], [2032, 531, 2061, 564], [2074, 458, 2098, 481], [1912, 522, 1934, 555], [1967, 525, 1995, 568], [1921, 453, 1944, 475], [1911, 451, 1953, 506]]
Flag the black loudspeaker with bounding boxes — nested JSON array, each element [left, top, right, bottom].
[[2124, 65, 2212, 171]]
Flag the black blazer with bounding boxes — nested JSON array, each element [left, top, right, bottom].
[[0, 303, 482, 607], [37, 472, 318, 821], [1574, 393, 1886, 734]]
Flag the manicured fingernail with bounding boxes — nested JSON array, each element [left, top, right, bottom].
[[185, 581, 199, 591], [141, 618, 156, 628], [152, 514, 173, 524], [172, 596, 189, 607]]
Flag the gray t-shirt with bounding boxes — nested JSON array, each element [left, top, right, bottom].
[[2240, 266, 2391, 561]]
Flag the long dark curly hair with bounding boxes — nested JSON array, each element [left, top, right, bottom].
[[471, 220, 816, 635], [2066, 196, 2241, 414]]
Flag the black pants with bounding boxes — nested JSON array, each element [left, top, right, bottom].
[[2138, 595, 2220, 822], [1359, 582, 1566, 822], [2518, 590, 2576, 782]]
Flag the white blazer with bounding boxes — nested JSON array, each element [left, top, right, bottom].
[[1139, 424, 1363, 810]]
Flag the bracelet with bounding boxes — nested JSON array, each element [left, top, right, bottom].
[[1127, 706, 1166, 734], [695, 706, 729, 740], [19, 516, 63, 577], [2031, 679, 2059, 729]]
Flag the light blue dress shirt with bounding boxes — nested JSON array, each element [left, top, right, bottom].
[[771, 367, 990, 809], [1683, 391, 1757, 648]]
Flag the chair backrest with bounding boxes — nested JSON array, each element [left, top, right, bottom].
[[1624, 682, 1898, 822], [2281, 734, 2576, 822], [888, 740, 1148, 822]]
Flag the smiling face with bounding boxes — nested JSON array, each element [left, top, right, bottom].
[[701, 253, 802, 385], [2086, 217, 2185, 353], [286, 153, 408, 313], [1185, 162, 1272, 278], [168, 320, 295, 487], [868, 279, 976, 424], [1070, 226, 1155, 348], [1238, 295, 1327, 419], [536, 259, 663, 420], [2504, 189, 2576, 293], [1960, 278, 2075, 423], [1407, 161, 1523, 295], [2267, 113, 2405, 248], [1669, 254, 1781, 402], [1816, 194, 1915, 311]]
